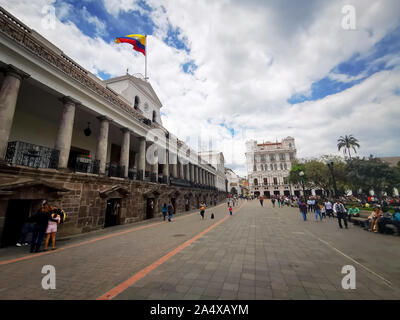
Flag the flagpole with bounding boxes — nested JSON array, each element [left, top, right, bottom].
[[145, 35, 148, 81]]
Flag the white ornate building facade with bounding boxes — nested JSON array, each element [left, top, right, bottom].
[[225, 167, 249, 196], [245, 137, 300, 198]]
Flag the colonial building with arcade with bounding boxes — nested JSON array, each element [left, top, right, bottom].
[[0, 7, 226, 247]]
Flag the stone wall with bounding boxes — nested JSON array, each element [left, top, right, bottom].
[[0, 164, 226, 240]]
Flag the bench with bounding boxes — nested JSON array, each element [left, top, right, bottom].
[[351, 216, 369, 228]]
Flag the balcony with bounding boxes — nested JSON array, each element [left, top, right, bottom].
[[5, 141, 59, 169], [74, 157, 99, 174], [105, 163, 125, 178]]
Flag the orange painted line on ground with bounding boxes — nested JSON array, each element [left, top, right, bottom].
[[0, 202, 228, 266], [97, 201, 246, 300]]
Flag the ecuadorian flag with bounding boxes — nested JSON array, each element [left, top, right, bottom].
[[115, 34, 146, 56]]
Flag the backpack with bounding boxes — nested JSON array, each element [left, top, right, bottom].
[[56, 209, 67, 224], [201, 206, 205, 211]]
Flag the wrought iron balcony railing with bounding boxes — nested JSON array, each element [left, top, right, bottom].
[[105, 163, 125, 178], [5, 141, 59, 169], [74, 157, 99, 174]]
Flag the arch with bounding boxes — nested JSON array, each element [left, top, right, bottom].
[[230, 187, 238, 195]]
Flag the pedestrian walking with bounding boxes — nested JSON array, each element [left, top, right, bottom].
[[324, 200, 333, 218], [214, 198, 217, 206], [271, 198, 276, 207], [161, 203, 167, 221], [299, 199, 308, 221], [315, 204, 322, 221], [200, 203, 205, 219], [229, 206, 232, 216], [167, 202, 174, 222], [318, 203, 326, 219], [44, 208, 61, 251], [277, 198, 281, 208], [259, 196, 264, 207], [333, 199, 348, 229]]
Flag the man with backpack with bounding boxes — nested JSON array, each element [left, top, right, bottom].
[[200, 203, 206, 219]]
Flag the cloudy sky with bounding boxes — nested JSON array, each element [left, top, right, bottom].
[[1, 0, 399, 176]]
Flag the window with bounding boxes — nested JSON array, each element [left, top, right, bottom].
[[289, 143, 292, 148], [265, 165, 268, 171], [253, 165, 257, 171], [280, 163, 283, 170], [270, 154, 276, 162], [289, 153, 295, 161], [260, 164, 263, 171], [283, 177, 289, 184], [284, 163, 287, 170], [264, 178, 268, 185], [254, 178, 258, 186], [134, 96, 140, 110], [270, 164, 273, 170], [260, 155, 265, 162], [279, 153, 285, 161], [274, 164, 277, 170], [152, 110, 156, 122], [273, 177, 278, 185]]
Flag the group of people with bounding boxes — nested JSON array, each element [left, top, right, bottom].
[[366, 205, 400, 233], [161, 202, 174, 222], [298, 198, 360, 229], [16, 200, 65, 253], [270, 196, 291, 208], [161, 198, 221, 221]]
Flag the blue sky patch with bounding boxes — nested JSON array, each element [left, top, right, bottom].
[[220, 123, 235, 137], [288, 26, 400, 104], [182, 61, 197, 74], [164, 26, 190, 53]]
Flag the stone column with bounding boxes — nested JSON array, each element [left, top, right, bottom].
[[55, 97, 79, 169], [197, 166, 200, 184], [172, 161, 178, 178], [137, 137, 146, 180], [185, 163, 190, 181], [95, 116, 110, 174], [120, 128, 130, 178], [190, 163, 195, 182], [163, 149, 169, 183], [179, 161, 184, 179], [0, 65, 29, 160], [151, 143, 158, 183]]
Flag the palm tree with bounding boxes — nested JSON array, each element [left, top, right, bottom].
[[337, 135, 360, 159]]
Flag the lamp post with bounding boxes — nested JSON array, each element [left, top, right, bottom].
[[299, 171, 306, 201], [327, 161, 338, 199]]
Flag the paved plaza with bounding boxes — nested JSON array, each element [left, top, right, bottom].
[[0, 199, 399, 300]]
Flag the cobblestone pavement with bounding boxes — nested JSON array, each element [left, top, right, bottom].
[[0, 199, 399, 300]]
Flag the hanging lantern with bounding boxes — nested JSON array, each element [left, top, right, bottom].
[[84, 122, 91, 136]]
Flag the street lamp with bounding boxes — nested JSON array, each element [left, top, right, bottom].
[[299, 171, 306, 201], [327, 161, 338, 199]]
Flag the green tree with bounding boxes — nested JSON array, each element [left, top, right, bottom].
[[345, 156, 397, 200], [337, 135, 360, 159]]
